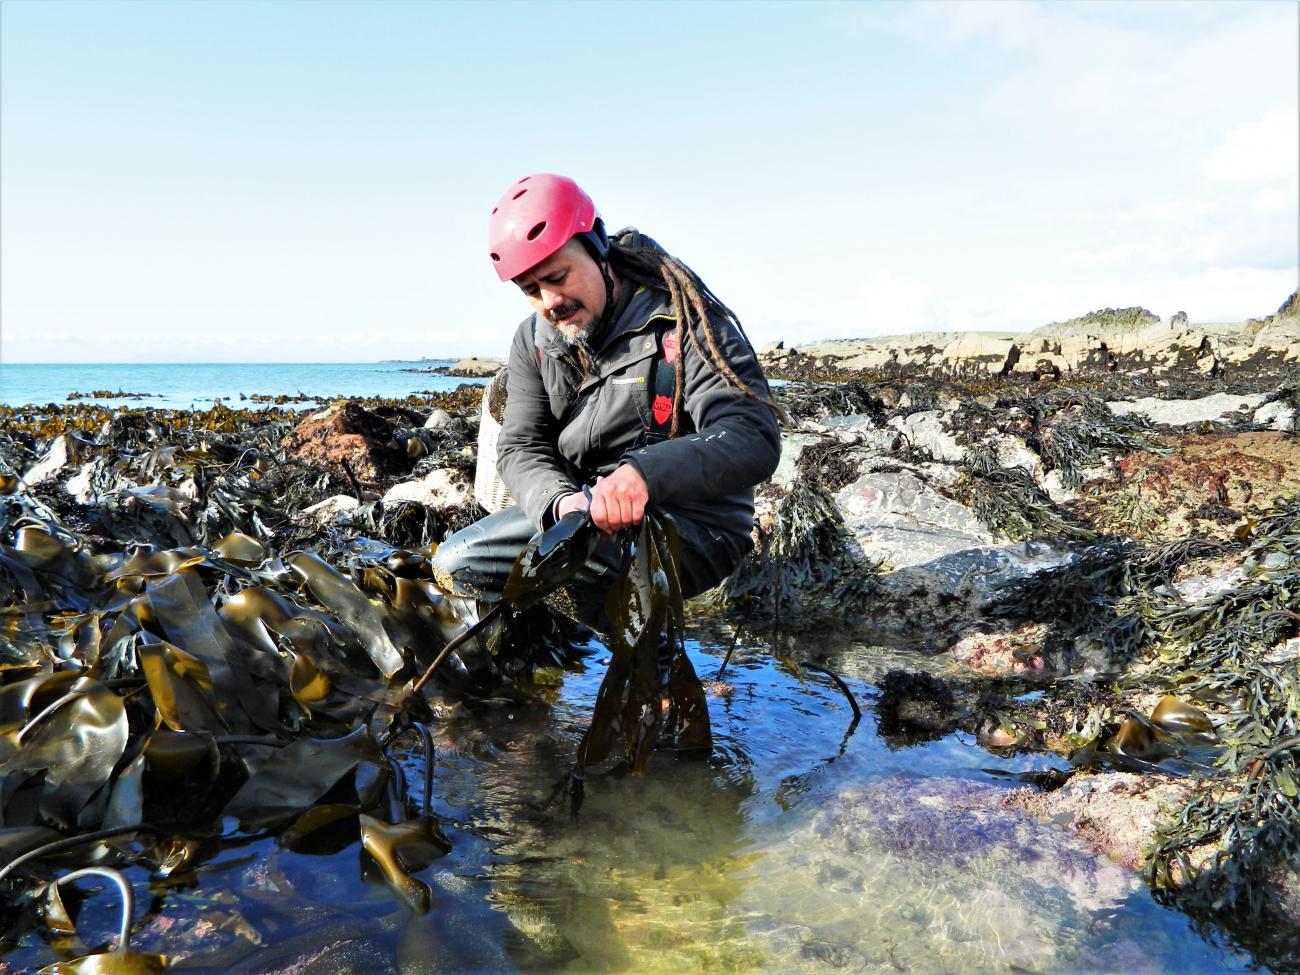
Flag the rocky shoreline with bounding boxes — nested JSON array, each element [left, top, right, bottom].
[[402, 356, 505, 378], [1, 294, 1297, 968]]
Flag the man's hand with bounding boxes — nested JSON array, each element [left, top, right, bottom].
[[588, 464, 649, 533], [555, 490, 590, 521]]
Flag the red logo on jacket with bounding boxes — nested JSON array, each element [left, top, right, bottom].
[[662, 333, 678, 364], [652, 394, 672, 425]]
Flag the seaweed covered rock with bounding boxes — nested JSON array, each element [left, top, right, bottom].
[[1070, 431, 1300, 542]]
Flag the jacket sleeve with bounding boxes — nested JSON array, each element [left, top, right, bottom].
[[621, 315, 781, 504], [495, 317, 581, 529]]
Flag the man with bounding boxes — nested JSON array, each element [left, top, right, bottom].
[[433, 173, 781, 643]]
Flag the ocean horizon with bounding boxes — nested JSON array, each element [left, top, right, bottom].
[[0, 361, 489, 411]]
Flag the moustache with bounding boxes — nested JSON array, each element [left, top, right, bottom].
[[545, 301, 584, 325]]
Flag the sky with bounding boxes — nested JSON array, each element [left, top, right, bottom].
[[1, 0, 1297, 364]]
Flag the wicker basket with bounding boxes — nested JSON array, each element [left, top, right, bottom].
[[473, 368, 513, 512]]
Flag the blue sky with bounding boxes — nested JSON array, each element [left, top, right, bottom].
[[2, 0, 1296, 363]]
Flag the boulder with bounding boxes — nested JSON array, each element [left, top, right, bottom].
[[64, 461, 98, 505], [282, 403, 408, 482], [887, 410, 967, 463], [835, 470, 994, 569], [734, 775, 1151, 974], [1068, 431, 1300, 542], [833, 470, 1077, 636]]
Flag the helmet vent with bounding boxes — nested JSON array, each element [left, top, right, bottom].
[[490, 252, 501, 263], [512, 189, 528, 200], [526, 221, 547, 241]]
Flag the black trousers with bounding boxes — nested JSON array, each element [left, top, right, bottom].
[[431, 505, 745, 631]]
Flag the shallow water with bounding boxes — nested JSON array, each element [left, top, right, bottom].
[[0, 361, 485, 410], [2, 622, 1253, 973]]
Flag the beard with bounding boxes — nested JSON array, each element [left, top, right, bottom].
[[547, 301, 592, 346]]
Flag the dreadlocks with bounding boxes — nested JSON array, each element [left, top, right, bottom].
[[607, 229, 788, 437]]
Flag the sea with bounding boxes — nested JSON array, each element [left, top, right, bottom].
[[0, 361, 488, 411]]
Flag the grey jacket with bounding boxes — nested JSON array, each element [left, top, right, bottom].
[[495, 284, 781, 554]]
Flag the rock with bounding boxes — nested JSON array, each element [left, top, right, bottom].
[[873, 542, 1074, 637], [423, 408, 454, 430], [1003, 771, 1198, 870], [735, 776, 1153, 974], [765, 431, 821, 491], [282, 403, 408, 482], [300, 495, 360, 524], [886, 411, 967, 463], [1040, 469, 1077, 503], [809, 417, 899, 454], [1172, 564, 1248, 603], [1070, 431, 1300, 542], [759, 296, 1300, 381], [65, 461, 97, 504], [446, 357, 504, 378], [23, 435, 70, 486], [1254, 400, 1298, 431], [877, 669, 958, 734], [836, 471, 993, 569], [833, 471, 1074, 636], [1107, 392, 1267, 426], [991, 434, 1042, 478], [382, 468, 471, 509], [948, 623, 1050, 676]]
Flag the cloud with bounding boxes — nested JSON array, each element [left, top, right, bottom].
[[1203, 112, 1300, 185]]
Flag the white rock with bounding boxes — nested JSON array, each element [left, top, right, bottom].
[[423, 408, 454, 430], [836, 471, 993, 571], [301, 495, 360, 523], [992, 435, 1042, 478], [767, 432, 820, 490], [887, 411, 967, 463], [23, 436, 70, 487], [1107, 392, 1267, 426], [65, 461, 97, 504], [383, 468, 471, 509], [1040, 470, 1078, 504], [1173, 567, 1248, 603], [1254, 401, 1298, 431], [820, 413, 876, 431]]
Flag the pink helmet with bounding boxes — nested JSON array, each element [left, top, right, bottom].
[[487, 174, 608, 282]]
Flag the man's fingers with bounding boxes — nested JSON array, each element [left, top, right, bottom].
[[586, 466, 650, 532]]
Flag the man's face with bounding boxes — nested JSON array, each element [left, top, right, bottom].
[[513, 239, 607, 344]]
